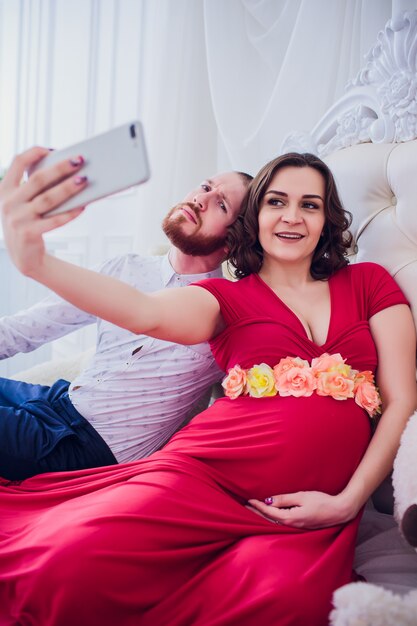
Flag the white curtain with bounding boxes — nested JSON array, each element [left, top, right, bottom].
[[133, 0, 219, 253], [1, 0, 416, 253], [203, 0, 406, 174], [0, 0, 218, 256]]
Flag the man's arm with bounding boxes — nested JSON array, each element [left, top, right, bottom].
[[0, 253, 131, 360], [0, 294, 95, 359]]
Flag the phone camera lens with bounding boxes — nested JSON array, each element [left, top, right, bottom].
[[129, 124, 136, 139]]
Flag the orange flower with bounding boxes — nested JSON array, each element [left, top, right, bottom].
[[222, 365, 247, 399], [316, 371, 355, 400], [274, 359, 317, 397], [355, 380, 381, 417], [353, 370, 375, 391]]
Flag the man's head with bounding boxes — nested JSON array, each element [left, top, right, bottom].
[[162, 171, 252, 258]]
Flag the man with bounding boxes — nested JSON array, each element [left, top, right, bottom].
[[0, 146, 251, 479]]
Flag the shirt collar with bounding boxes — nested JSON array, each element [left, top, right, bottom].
[[161, 251, 223, 287]]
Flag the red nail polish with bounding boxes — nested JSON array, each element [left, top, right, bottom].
[[265, 497, 273, 505]]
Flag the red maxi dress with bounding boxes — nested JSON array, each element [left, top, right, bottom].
[[0, 262, 408, 626]]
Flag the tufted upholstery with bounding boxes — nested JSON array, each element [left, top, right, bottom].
[[325, 140, 417, 334], [326, 140, 417, 623]]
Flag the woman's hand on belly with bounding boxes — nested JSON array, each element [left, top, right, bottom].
[[247, 490, 357, 530]]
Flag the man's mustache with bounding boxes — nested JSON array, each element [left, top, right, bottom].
[[175, 202, 202, 226]]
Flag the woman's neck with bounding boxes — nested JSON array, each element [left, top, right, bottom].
[[258, 259, 315, 290]]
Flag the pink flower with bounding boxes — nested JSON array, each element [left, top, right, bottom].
[[222, 365, 247, 399], [273, 356, 309, 378], [274, 358, 317, 397], [316, 371, 355, 400], [312, 352, 356, 400], [311, 353, 347, 375], [355, 380, 381, 417]]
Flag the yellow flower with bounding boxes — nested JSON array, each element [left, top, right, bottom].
[[246, 363, 277, 398]]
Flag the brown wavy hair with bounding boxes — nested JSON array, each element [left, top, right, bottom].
[[227, 153, 352, 280]]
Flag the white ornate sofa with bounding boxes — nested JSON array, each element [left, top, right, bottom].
[[281, 10, 417, 625]]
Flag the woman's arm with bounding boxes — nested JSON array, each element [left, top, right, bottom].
[[248, 303, 417, 529], [26, 256, 221, 344], [337, 303, 417, 514], [0, 148, 222, 345]]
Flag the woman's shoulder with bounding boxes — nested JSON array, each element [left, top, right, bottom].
[[334, 261, 391, 283], [338, 260, 388, 274], [334, 261, 408, 311], [192, 274, 259, 309], [193, 274, 255, 290]]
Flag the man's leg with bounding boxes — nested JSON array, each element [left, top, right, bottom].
[[0, 376, 53, 406], [0, 377, 117, 480]]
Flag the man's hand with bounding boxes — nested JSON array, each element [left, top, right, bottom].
[[0, 147, 87, 277], [247, 490, 359, 529]]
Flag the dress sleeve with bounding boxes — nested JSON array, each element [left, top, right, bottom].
[[192, 278, 240, 325], [363, 263, 409, 318]]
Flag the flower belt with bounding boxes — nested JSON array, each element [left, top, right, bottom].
[[222, 353, 381, 418]]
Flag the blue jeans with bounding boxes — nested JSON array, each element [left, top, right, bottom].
[[0, 377, 117, 480]]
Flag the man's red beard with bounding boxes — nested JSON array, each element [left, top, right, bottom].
[[162, 203, 227, 256]]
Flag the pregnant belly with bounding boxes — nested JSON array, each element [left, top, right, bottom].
[[164, 394, 372, 501]]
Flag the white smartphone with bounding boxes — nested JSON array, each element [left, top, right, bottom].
[[29, 121, 150, 216]]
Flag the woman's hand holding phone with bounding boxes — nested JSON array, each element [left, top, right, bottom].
[[28, 121, 150, 216], [1, 121, 149, 280], [0, 146, 87, 278]]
